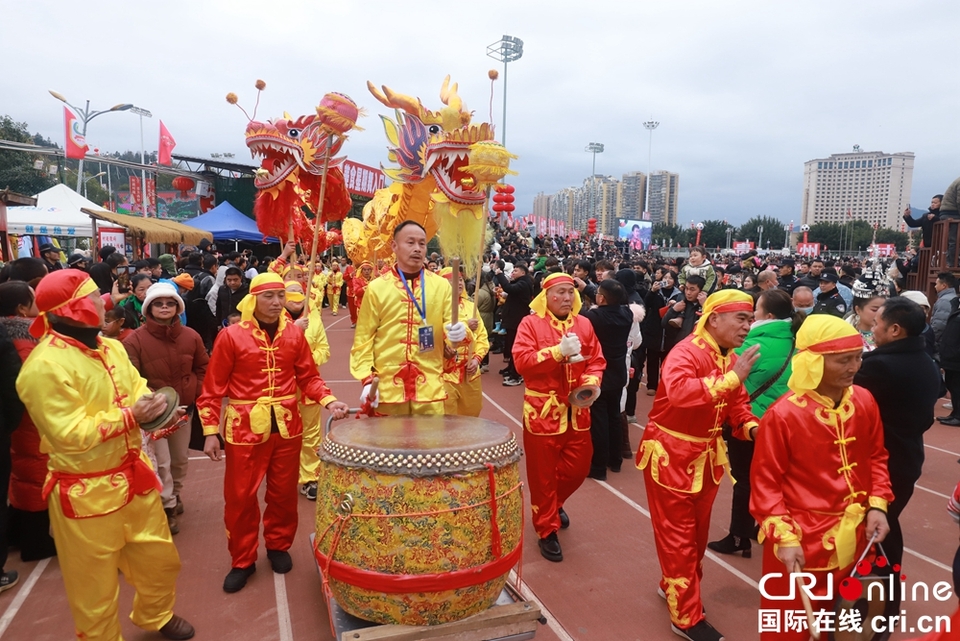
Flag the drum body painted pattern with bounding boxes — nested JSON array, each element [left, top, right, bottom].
[[314, 416, 523, 625]]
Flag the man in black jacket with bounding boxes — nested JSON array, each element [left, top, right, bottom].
[[494, 263, 534, 386], [662, 274, 705, 353], [902, 195, 942, 248], [581, 280, 634, 480], [854, 296, 942, 582], [939, 296, 960, 426]]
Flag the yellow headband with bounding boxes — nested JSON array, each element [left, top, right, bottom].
[[237, 273, 292, 323], [787, 314, 862, 395]]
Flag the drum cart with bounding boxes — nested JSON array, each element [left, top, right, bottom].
[[315, 413, 542, 641]]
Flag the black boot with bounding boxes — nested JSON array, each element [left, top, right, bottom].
[[707, 533, 751, 558]]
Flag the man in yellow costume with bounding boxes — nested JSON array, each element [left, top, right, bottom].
[[350, 220, 468, 415], [751, 314, 892, 641], [16, 270, 195, 641], [326, 260, 344, 315], [440, 267, 489, 416]]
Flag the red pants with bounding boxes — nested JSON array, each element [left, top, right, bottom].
[[224, 433, 301, 568], [522, 428, 592, 539], [348, 296, 358, 325], [643, 467, 720, 629]]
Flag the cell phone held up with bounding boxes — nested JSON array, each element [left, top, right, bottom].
[[116, 265, 135, 292]]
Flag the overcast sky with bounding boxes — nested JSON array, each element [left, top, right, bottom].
[[3, 0, 957, 226]]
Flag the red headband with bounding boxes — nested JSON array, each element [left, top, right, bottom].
[[543, 274, 575, 289], [806, 335, 863, 354], [250, 281, 285, 295], [711, 301, 754, 315]]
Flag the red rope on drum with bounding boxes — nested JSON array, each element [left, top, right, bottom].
[[485, 463, 503, 558]]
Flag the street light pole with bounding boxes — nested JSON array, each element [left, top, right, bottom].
[[643, 119, 659, 221], [486, 35, 524, 147], [128, 106, 153, 217], [48, 91, 132, 193], [585, 142, 604, 233], [758, 225, 764, 250]]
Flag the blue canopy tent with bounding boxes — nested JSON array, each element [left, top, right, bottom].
[[183, 202, 278, 245]]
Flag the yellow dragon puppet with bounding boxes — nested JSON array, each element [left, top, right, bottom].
[[344, 76, 515, 271]]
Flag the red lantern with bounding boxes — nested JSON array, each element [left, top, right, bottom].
[[172, 176, 195, 199], [501, 184, 515, 193], [503, 203, 515, 213], [493, 203, 507, 213], [587, 218, 597, 235], [493, 193, 508, 203]]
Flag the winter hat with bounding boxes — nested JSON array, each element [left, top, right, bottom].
[[142, 282, 185, 316]]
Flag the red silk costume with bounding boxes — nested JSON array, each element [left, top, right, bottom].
[[348, 268, 371, 326], [197, 314, 336, 568], [343, 264, 357, 324], [512, 310, 604, 539], [751, 386, 893, 640], [638, 331, 758, 630]]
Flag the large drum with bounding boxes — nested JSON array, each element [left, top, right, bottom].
[[314, 416, 523, 626]]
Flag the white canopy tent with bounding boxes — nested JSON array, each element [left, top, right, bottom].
[[5, 184, 101, 237]]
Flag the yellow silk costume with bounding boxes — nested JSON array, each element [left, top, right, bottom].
[[327, 269, 344, 314], [350, 268, 453, 411], [442, 297, 489, 417], [300, 305, 331, 484], [17, 332, 181, 640]]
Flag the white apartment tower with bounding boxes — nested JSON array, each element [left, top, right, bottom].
[[801, 149, 914, 229], [648, 171, 679, 225]]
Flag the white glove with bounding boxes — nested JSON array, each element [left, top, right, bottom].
[[446, 322, 467, 343], [559, 333, 582, 358], [360, 384, 379, 408]]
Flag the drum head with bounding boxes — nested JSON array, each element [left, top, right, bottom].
[[321, 416, 520, 476]]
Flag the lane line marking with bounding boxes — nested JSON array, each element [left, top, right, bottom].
[[596, 481, 760, 590], [925, 443, 960, 457], [904, 547, 953, 573], [323, 315, 349, 330], [915, 484, 951, 500], [0, 558, 51, 639], [274, 572, 294, 641], [484, 393, 952, 593], [508, 570, 576, 641]]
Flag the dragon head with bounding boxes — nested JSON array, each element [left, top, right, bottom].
[[245, 113, 346, 192], [368, 76, 509, 205]]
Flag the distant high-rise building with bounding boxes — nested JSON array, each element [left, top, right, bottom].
[[801, 149, 914, 229], [619, 171, 647, 221], [648, 171, 679, 225]]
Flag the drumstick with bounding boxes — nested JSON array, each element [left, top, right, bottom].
[[794, 560, 820, 641], [367, 377, 379, 403]]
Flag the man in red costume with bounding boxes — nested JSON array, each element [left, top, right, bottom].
[[751, 314, 891, 641], [512, 272, 605, 563], [348, 261, 374, 329], [343, 259, 357, 326], [198, 273, 349, 594], [637, 289, 760, 641]]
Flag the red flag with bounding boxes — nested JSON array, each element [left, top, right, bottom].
[[158, 120, 176, 166], [63, 106, 88, 159]]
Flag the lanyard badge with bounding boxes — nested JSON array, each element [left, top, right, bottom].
[[400, 269, 434, 352]]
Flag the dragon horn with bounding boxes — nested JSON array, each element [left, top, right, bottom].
[[439, 75, 462, 112], [367, 81, 421, 118]]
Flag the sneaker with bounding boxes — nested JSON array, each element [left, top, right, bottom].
[[164, 508, 180, 535], [671, 620, 724, 641], [175, 495, 184, 515], [480, 364, 489, 373], [159, 614, 196, 640], [0, 571, 18, 594], [267, 549, 293, 574], [499, 367, 511, 376], [558, 508, 570, 529], [502, 377, 523, 387], [223, 565, 256, 593], [938, 416, 960, 426], [350, 323, 356, 328], [538, 532, 563, 562], [300, 481, 318, 501], [944, 402, 953, 409]]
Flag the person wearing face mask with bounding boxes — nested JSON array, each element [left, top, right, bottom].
[[791, 286, 815, 316], [643, 269, 682, 396], [709, 289, 799, 560]]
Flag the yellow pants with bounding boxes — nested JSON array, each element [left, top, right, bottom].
[[327, 291, 339, 314], [50, 490, 181, 641], [299, 401, 323, 485], [376, 400, 445, 416], [443, 377, 483, 417]]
